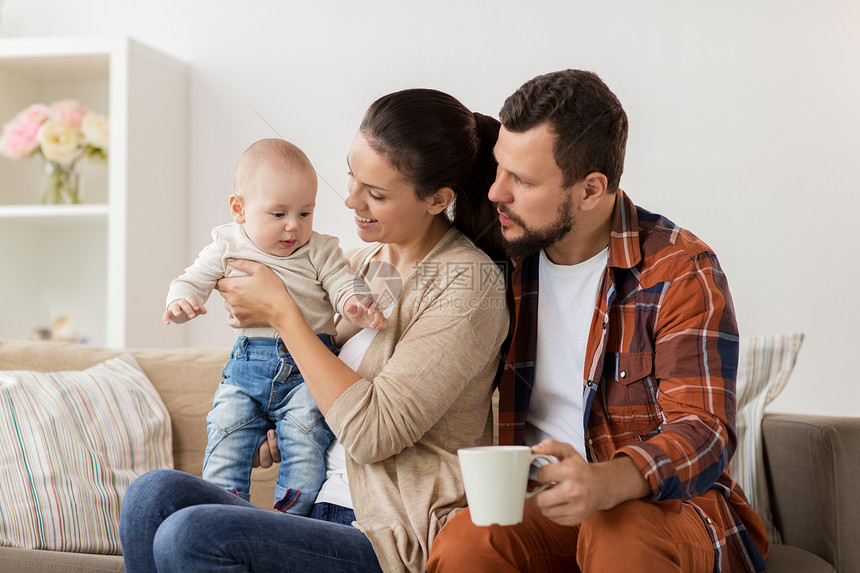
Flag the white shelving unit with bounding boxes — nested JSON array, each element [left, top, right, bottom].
[[0, 37, 188, 348]]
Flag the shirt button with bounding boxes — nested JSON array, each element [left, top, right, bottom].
[[620, 371, 627, 379], [706, 517, 712, 524], [587, 438, 593, 445]]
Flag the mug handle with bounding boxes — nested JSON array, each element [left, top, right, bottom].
[[524, 453, 555, 499]]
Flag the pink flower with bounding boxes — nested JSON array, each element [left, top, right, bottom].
[[0, 120, 42, 159], [50, 99, 89, 129], [15, 103, 51, 125]]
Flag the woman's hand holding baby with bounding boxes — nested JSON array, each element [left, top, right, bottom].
[[216, 258, 294, 329]]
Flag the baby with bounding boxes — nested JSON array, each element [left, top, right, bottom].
[[163, 138, 385, 515]]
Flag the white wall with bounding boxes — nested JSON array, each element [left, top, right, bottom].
[[2, 0, 858, 417]]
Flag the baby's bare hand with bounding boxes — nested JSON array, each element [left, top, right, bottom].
[[367, 308, 389, 330], [164, 296, 207, 324], [344, 295, 387, 330]]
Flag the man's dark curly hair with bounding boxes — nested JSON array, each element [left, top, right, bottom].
[[500, 70, 628, 192]]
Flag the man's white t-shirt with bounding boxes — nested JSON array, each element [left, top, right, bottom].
[[525, 246, 607, 476]]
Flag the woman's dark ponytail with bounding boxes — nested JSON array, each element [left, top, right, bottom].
[[450, 112, 504, 263]]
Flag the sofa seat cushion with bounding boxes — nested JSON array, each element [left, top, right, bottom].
[[0, 546, 124, 573], [0, 354, 172, 554], [766, 544, 835, 573]]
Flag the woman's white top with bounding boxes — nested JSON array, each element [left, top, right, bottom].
[[316, 287, 394, 509], [315, 327, 375, 508]]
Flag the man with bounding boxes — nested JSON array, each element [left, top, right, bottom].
[[427, 70, 768, 572]]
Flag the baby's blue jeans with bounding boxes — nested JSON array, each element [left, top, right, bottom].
[[202, 334, 336, 515]]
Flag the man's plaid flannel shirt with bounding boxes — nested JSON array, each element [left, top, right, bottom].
[[497, 190, 768, 572]]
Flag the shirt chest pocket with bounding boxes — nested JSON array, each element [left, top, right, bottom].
[[600, 352, 662, 437]]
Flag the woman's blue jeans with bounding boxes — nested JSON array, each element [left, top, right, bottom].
[[119, 469, 382, 573]]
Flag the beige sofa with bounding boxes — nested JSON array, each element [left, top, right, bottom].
[[1, 339, 857, 573]]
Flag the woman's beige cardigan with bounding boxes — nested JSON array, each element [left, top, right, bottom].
[[325, 227, 509, 573]]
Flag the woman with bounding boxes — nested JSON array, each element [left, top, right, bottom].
[[119, 88, 509, 573]]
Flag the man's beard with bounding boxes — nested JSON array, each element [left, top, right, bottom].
[[494, 193, 575, 259]]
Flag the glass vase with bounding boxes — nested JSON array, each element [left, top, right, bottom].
[[42, 160, 81, 204]]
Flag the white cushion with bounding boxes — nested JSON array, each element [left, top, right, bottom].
[[731, 332, 804, 544], [0, 354, 173, 554]]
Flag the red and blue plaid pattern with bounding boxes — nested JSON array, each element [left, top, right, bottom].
[[498, 190, 768, 572]]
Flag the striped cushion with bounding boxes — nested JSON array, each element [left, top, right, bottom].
[[0, 354, 173, 554], [732, 333, 804, 544]]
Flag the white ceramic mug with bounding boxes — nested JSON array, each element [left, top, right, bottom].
[[458, 445, 553, 526]]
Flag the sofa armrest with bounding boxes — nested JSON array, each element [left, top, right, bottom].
[[762, 413, 860, 573]]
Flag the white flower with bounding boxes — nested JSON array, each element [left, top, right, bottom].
[[81, 112, 109, 150], [37, 119, 80, 164]]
